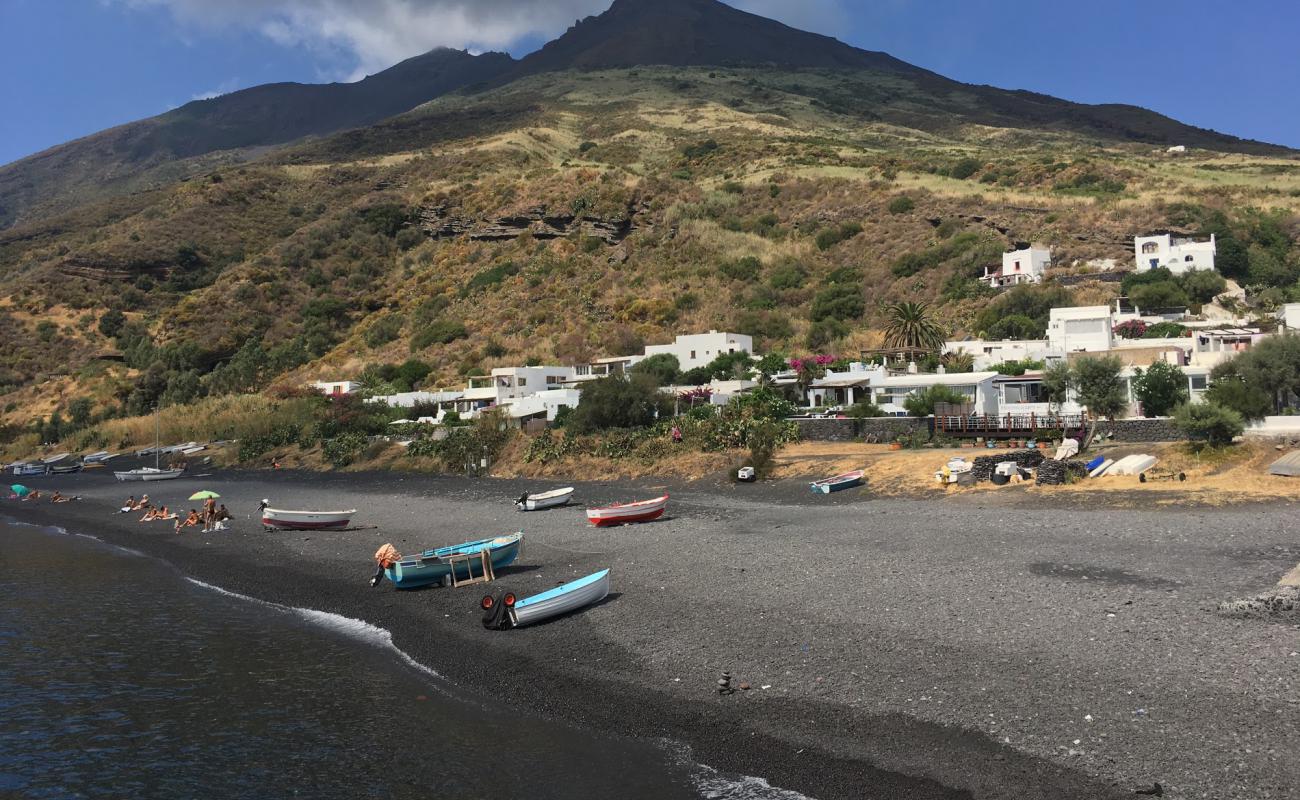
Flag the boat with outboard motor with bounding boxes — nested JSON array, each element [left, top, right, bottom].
[[515, 486, 574, 511], [382, 533, 525, 590], [481, 569, 610, 630]]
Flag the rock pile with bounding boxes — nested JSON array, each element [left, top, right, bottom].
[[1217, 586, 1300, 621], [1035, 459, 1090, 485], [971, 450, 1044, 482]]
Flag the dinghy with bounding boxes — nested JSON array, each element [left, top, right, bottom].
[[481, 569, 610, 630], [261, 507, 356, 530], [114, 466, 185, 482], [383, 533, 525, 590], [49, 462, 84, 475], [585, 495, 668, 526], [809, 469, 864, 494], [515, 487, 574, 511], [11, 462, 48, 477]]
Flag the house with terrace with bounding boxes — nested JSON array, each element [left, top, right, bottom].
[[1134, 233, 1217, 275], [981, 246, 1051, 289]]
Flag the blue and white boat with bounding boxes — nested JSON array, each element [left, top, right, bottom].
[[481, 569, 610, 630], [809, 469, 864, 494], [383, 533, 524, 590]]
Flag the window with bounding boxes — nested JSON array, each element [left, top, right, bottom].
[[517, 378, 527, 387], [575, 365, 590, 376], [690, 351, 696, 359], [1141, 242, 1159, 254], [1003, 383, 1045, 404], [1185, 255, 1194, 262], [546, 375, 561, 385], [1190, 375, 1208, 391]]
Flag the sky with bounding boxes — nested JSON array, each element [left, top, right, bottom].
[[2, 0, 1298, 166]]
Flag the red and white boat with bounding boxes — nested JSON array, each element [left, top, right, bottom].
[[262, 507, 356, 530], [586, 494, 668, 527]]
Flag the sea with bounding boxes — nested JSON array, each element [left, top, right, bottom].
[[0, 520, 811, 800]]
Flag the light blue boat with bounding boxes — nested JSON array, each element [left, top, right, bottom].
[[383, 533, 524, 590], [482, 569, 611, 630]]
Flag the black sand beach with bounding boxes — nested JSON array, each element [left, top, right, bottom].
[[8, 463, 1299, 799]]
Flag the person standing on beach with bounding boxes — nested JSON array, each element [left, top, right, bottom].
[[202, 497, 217, 531]]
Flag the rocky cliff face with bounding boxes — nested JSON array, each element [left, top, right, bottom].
[[417, 203, 637, 244]]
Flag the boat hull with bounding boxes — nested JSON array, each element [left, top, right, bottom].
[[385, 534, 524, 590], [12, 464, 48, 476], [114, 468, 185, 482], [511, 569, 610, 628], [809, 470, 864, 494], [262, 509, 355, 530], [517, 487, 574, 512], [586, 495, 668, 526]]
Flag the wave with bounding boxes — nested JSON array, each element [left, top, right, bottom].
[[0, 515, 145, 557], [184, 578, 442, 682], [691, 766, 817, 800]]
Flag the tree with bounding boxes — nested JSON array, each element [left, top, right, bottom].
[[973, 284, 1072, 338], [570, 375, 664, 433], [98, 310, 126, 339], [903, 385, 968, 417], [882, 301, 946, 352], [67, 398, 94, 430], [806, 318, 848, 349], [1179, 270, 1226, 304], [810, 283, 865, 322], [631, 353, 680, 386], [1074, 355, 1127, 419], [1129, 281, 1189, 310], [755, 353, 788, 383], [1221, 333, 1300, 413], [1205, 364, 1274, 422], [1041, 360, 1074, 412], [1174, 402, 1243, 447], [1130, 362, 1188, 417], [941, 349, 975, 373], [985, 314, 1039, 341]]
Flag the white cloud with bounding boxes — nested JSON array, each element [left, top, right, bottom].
[[116, 0, 611, 79], [191, 77, 240, 101]]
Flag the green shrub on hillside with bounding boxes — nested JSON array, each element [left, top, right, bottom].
[[719, 256, 762, 281], [768, 262, 806, 290], [949, 158, 983, 180], [410, 320, 468, 351], [887, 196, 915, 214], [810, 283, 864, 322], [1173, 402, 1243, 447], [463, 261, 519, 295], [814, 222, 862, 251]]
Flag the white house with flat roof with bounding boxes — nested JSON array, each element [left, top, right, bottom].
[[943, 338, 1053, 370], [982, 246, 1051, 289], [312, 380, 359, 397], [806, 364, 1000, 415], [1135, 233, 1216, 274], [1047, 306, 1114, 353], [643, 330, 753, 372]]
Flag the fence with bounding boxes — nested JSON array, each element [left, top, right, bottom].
[[935, 413, 1087, 438]]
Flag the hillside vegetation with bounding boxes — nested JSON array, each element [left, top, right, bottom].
[[2, 60, 1299, 443]]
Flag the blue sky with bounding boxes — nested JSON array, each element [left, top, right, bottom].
[[2, 0, 1297, 166]]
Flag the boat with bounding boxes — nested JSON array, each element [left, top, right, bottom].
[[114, 466, 186, 482], [383, 534, 525, 590], [481, 569, 611, 630], [49, 462, 84, 475], [515, 486, 574, 511], [261, 507, 357, 530], [83, 451, 116, 464], [116, 408, 185, 482], [809, 469, 865, 494], [585, 494, 668, 526], [11, 462, 48, 477], [42, 453, 70, 464]]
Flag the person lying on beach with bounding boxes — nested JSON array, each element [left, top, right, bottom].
[[155, 507, 178, 521], [120, 495, 136, 512], [50, 492, 77, 503], [139, 505, 159, 522], [23, 490, 42, 501]]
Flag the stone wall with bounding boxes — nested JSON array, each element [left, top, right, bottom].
[[1096, 418, 1184, 442], [794, 417, 931, 442]]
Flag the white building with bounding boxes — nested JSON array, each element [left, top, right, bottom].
[[569, 355, 640, 383], [1279, 303, 1300, 332], [1134, 233, 1216, 274], [943, 339, 1053, 370], [643, 330, 753, 372], [807, 363, 999, 416], [982, 246, 1051, 289], [312, 380, 359, 397], [1047, 306, 1113, 353]]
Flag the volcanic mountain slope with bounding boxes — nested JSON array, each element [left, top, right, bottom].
[[0, 48, 513, 229]]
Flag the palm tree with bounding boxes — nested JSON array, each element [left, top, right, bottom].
[[882, 301, 947, 352]]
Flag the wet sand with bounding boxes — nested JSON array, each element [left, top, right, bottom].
[[7, 461, 1300, 799]]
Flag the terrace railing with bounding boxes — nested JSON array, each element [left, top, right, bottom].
[[935, 412, 1086, 437]]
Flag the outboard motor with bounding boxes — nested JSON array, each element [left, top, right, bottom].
[[514, 492, 529, 511], [480, 591, 517, 630]]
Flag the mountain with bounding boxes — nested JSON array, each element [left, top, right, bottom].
[[0, 48, 513, 229], [510, 0, 924, 75]]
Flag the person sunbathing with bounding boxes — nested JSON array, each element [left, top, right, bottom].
[[120, 495, 136, 512], [139, 505, 158, 522], [212, 504, 231, 531], [129, 495, 150, 512], [175, 509, 201, 533], [50, 492, 76, 503], [23, 490, 41, 501], [155, 507, 178, 521]]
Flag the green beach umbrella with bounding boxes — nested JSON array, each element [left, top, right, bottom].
[[189, 490, 220, 500], [10, 484, 30, 497]]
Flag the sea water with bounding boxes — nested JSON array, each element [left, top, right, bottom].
[[0, 521, 810, 799]]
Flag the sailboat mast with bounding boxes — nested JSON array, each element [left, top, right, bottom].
[[155, 408, 160, 471]]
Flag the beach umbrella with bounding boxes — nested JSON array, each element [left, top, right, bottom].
[[10, 484, 30, 497], [189, 490, 220, 500]]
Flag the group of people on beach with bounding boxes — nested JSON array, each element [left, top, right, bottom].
[[7, 489, 79, 503], [123, 494, 231, 534]]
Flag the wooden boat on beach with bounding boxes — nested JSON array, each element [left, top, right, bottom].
[[515, 487, 574, 511], [481, 569, 610, 630], [586, 495, 668, 526], [49, 462, 83, 475], [809, 469, 864, 494], [261, 507, 356, 530], [383, 533, 525, 590]]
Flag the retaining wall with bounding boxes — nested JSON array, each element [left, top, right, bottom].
[[794, 417, 932, 442], [1096, 418, 1184, 442]]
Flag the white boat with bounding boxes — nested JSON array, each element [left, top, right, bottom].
[[261, 508, 356, 530], [515, 487, 574, 511], [482, 569, 611, 630], [83, 452, 118, 464], [114, 467, 186, 482], [42, 453, 70, 464], [12, 462, 48, 476]]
